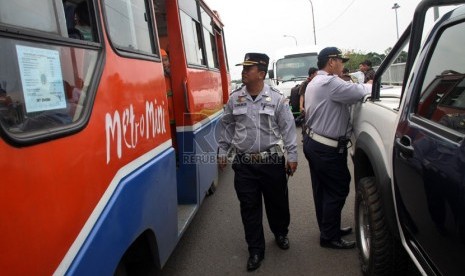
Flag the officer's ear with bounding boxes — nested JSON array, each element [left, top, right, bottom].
[[259, 70, 266, 79]]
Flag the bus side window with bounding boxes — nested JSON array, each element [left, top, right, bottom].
[[200, 6, 219, 69], [0, 0, 68, 36], [154, 0, 168, 51], [63, 1, 96, 42], [64, 4, 83, 39], [104, 0, 156, 55], [179, 1, 205, 66]]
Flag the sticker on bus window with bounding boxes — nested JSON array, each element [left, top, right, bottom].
[[16, 45, 66, 113]]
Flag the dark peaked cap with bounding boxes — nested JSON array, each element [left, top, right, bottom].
[[236, 53, 269, 67], [318, 47, 349, 63]]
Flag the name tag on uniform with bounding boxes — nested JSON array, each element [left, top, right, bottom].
[[234, 102, 247, 107], [261, 103, 276, 108]]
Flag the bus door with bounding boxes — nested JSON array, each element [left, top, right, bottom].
[[154, 0, 229, 229], [154, 2, 177, 151]]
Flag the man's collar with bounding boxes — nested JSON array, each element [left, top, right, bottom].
[[318, 70, 333, 76], [245, 82, 265, 97]]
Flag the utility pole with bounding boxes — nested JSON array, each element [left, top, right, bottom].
[[392, 3, 400, 39], [308, 0, 317, 45]]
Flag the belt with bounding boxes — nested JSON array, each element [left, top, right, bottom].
[[309, 131, 338, 148], [236, 145, 284, 161], [240, 152, 274, 161]]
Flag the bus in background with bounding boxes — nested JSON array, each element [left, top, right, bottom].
[[0, 0, 229, 275], [268, 45, 320, 100]]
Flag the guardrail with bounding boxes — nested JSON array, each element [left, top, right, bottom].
[[375, 62, 406, 86]]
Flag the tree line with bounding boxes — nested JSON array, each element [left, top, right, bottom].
[[230, 48, 408, 83], [344, 47, 408, 72]]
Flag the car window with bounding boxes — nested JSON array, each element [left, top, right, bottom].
[[378, 41, 409, 98], [415, 21, 465, 134]]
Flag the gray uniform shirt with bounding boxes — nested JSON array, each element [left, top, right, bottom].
[[218, 84, 298, 162], [304, 70, 371, 139]]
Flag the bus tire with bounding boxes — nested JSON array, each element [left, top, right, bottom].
[[355, 177, 407, 275], [115, 231, 160, 276]]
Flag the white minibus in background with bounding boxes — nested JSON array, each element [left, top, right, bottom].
[[268, 45, 320, 99]]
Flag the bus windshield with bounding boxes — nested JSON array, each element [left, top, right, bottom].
[[276, 53, 318, 82]]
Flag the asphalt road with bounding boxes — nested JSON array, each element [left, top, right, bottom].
[[160, 131, 363, 276]]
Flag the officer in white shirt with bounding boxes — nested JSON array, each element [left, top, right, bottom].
[[217, 53, 297, 271], [303, 47, 371, 250]]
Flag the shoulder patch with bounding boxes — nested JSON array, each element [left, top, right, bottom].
[[270, 86, 283, 95], [230, 86, 243, 95]]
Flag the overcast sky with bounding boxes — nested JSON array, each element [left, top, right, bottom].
[[203, 0, 448, 79]]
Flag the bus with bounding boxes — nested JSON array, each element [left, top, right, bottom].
[[268, 45, 320, 100], [0, 0, 230, 275]]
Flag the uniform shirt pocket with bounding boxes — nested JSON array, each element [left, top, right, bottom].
[[259, 106, 275, 116], [259, 106, 278, 133], [232, 106, 248, 115]]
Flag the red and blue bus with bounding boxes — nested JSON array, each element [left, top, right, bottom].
[[0, 0, 230, 274]]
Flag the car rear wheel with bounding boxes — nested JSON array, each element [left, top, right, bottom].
[[355, 177, 407, 275]]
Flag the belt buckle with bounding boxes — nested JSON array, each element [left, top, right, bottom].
[[268, 145, 283, 156], [250, 152, 267, 162]]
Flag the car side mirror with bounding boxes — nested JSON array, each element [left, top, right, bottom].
[[268, 69, 274, 79]]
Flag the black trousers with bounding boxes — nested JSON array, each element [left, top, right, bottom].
[[232, 154, 290, 256], [303, 135, 351, 242]]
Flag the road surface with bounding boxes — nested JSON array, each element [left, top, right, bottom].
[[159, 130, 365, 275]]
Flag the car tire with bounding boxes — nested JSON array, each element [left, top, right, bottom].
[[355, 176, 407, 275]]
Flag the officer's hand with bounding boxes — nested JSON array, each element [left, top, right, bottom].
[[286, 162, 298, 176], [218, 155, 227, 170]]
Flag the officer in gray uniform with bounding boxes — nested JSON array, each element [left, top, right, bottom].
[[303, 47, 371, 250], [217, 53, 298, 271]]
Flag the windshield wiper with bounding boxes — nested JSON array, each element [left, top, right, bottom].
[[281, 76, 306, 83]]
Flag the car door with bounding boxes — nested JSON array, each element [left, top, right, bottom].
[[393, 18, 465, 275]]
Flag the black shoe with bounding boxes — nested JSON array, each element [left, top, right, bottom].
[[320, 239, 356, 249], [247, 254, 264, 271], [340, 226, 352, 236], [275, 235, 290, 250]]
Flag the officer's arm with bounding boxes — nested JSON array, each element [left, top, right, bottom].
[[276, 97, 298, 162], [217, 100, 234, 158], [330, 77, 371, 104]]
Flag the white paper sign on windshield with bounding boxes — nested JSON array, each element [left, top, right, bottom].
[[16, 45, 66, 113]]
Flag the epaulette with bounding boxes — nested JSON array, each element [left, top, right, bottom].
[[229, 87, 242, 95], [269, 86, 283, 95]]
